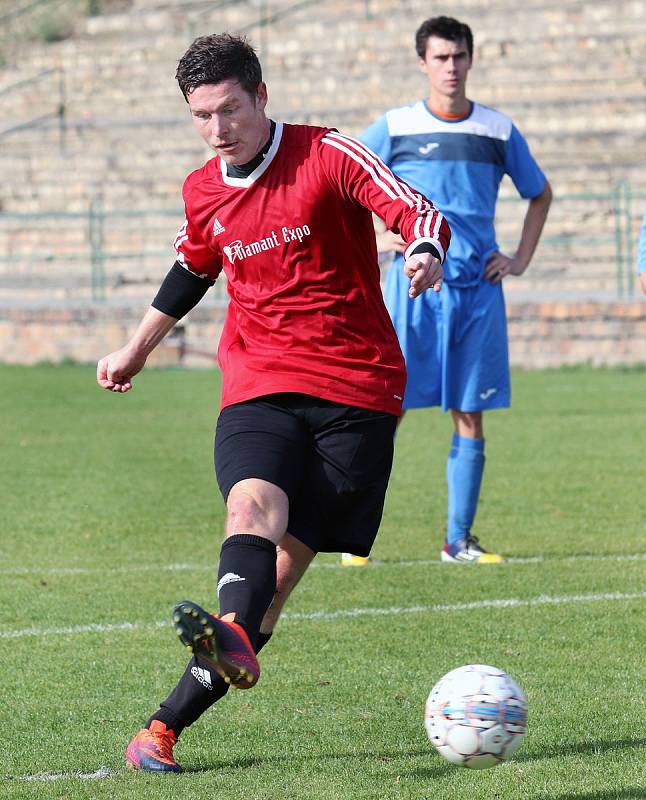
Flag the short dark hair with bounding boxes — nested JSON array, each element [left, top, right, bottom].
[[176, 33, 262, 101], [415, 16, 473, 60]]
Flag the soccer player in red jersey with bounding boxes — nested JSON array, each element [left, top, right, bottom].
[[97, 33, 450, 773]]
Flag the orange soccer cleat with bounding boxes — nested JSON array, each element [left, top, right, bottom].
[[125, 720, 181, 773]]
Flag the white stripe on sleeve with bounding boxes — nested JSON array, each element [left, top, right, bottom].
[[322, 136, 406, 204], [322, 131, 447, 260], [326, 132, 431, 211]]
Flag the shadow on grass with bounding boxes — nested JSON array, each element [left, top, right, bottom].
[[548, 790, 646, 800], [177, 736, 646, 779], [517, 736, 646, 763], [181, 746, 452, 777]]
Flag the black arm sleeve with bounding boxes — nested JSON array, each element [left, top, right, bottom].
[[409, 242, 441, 260], [151, 262, 215, 320]]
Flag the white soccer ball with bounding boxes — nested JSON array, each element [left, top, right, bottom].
[[424, 664, 528, 769]]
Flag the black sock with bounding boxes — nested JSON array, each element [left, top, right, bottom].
[[217, 533, 277, 647], [148, 656, 228, 735], [147, 625, 275, 735]]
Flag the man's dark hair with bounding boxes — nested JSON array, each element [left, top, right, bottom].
[[176, 33, 262, 101], [415, 16, 473, 60]]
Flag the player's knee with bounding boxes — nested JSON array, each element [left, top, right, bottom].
[[226, 481, 288, 538], [227, 493, 262, 530], [452, 410, 483, 438]]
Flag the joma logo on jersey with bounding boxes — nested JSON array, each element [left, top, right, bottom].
[[419, 142, 440, 155], [223, 224, 312, 264]]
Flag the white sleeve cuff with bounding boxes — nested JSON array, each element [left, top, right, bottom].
[[404, 237, 445, 264]]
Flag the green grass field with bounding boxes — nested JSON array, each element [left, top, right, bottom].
[[1, 364, 645, 800]]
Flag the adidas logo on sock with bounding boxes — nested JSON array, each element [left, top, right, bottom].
[[217, 572, 246, 596], [191, 665, 213, 690]]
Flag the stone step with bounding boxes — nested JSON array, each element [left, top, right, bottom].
[[1, 0, 643, 303]]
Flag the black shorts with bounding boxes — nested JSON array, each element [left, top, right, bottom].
[[214, 393, 397, 556]]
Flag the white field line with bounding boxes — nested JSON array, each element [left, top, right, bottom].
[[2, 552, 646, 578], [0, 621, 170, 639], [1, 590, 645, 640], [12, 767, 113, 782], [281, 591, 646, 621], [0, 562, 212, 576]]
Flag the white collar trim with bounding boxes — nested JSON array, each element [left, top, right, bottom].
[[219, 121, 283, 187]]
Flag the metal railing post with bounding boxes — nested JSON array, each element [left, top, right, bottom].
[[612, 181, 625, 297], [624, 181, 634, 297], [612, 179, 635, 298], [57, 66, 66, 154], [258, 0, 268, 64], [88, 195, 106, 301]]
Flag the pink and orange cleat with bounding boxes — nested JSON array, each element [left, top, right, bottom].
[[173, 600, 260, 689], [125, 720, 181, 773]]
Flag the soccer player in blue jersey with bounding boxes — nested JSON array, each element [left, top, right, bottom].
[[638, 207, 646, 294], [359, 15, 552, 563]]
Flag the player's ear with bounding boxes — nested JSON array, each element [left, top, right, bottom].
[[255, 81, 268, 110], [417, 56, 428, 76]]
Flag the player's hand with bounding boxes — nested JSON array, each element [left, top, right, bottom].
[[484, 251, 526, 284], [375, 230, 406, 254], [96, 347, 146, 393], [404, 252, 444, 298]]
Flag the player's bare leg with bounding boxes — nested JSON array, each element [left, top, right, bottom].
[[261, 533, 315, 633], [452, 409, 483, 440]]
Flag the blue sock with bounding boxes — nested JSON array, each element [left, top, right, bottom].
[[446, 433, 485, 545]]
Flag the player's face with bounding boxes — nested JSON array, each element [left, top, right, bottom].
[[187, 80, 270, 165], [418, 36, 472, 101]]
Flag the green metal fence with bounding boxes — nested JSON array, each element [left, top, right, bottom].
[[612, 180, 640, 297], [0, 183, 644, 303], [497, 182, 646, 298], [0, 66, 66, 150]]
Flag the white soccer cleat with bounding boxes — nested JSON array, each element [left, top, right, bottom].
[[441, 535, 504, 564]]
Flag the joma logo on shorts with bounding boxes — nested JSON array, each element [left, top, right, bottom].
[[223, 224, 312, 264], [479, 387, 497, 400]]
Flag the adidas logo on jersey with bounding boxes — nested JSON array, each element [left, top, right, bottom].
[[191, 665, 213, 690], [212, 217, 226, 236]]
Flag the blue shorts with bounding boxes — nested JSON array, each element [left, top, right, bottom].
[[384, 258, 510, 412]]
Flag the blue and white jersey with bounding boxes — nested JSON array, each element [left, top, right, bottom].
[[638, 207, 646, 275], [360, 100, 546, 286]]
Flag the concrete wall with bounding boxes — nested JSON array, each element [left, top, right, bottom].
[[2, 296, 645, 368]]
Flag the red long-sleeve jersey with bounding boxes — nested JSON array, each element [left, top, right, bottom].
[[174, 122, 450, 415]]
